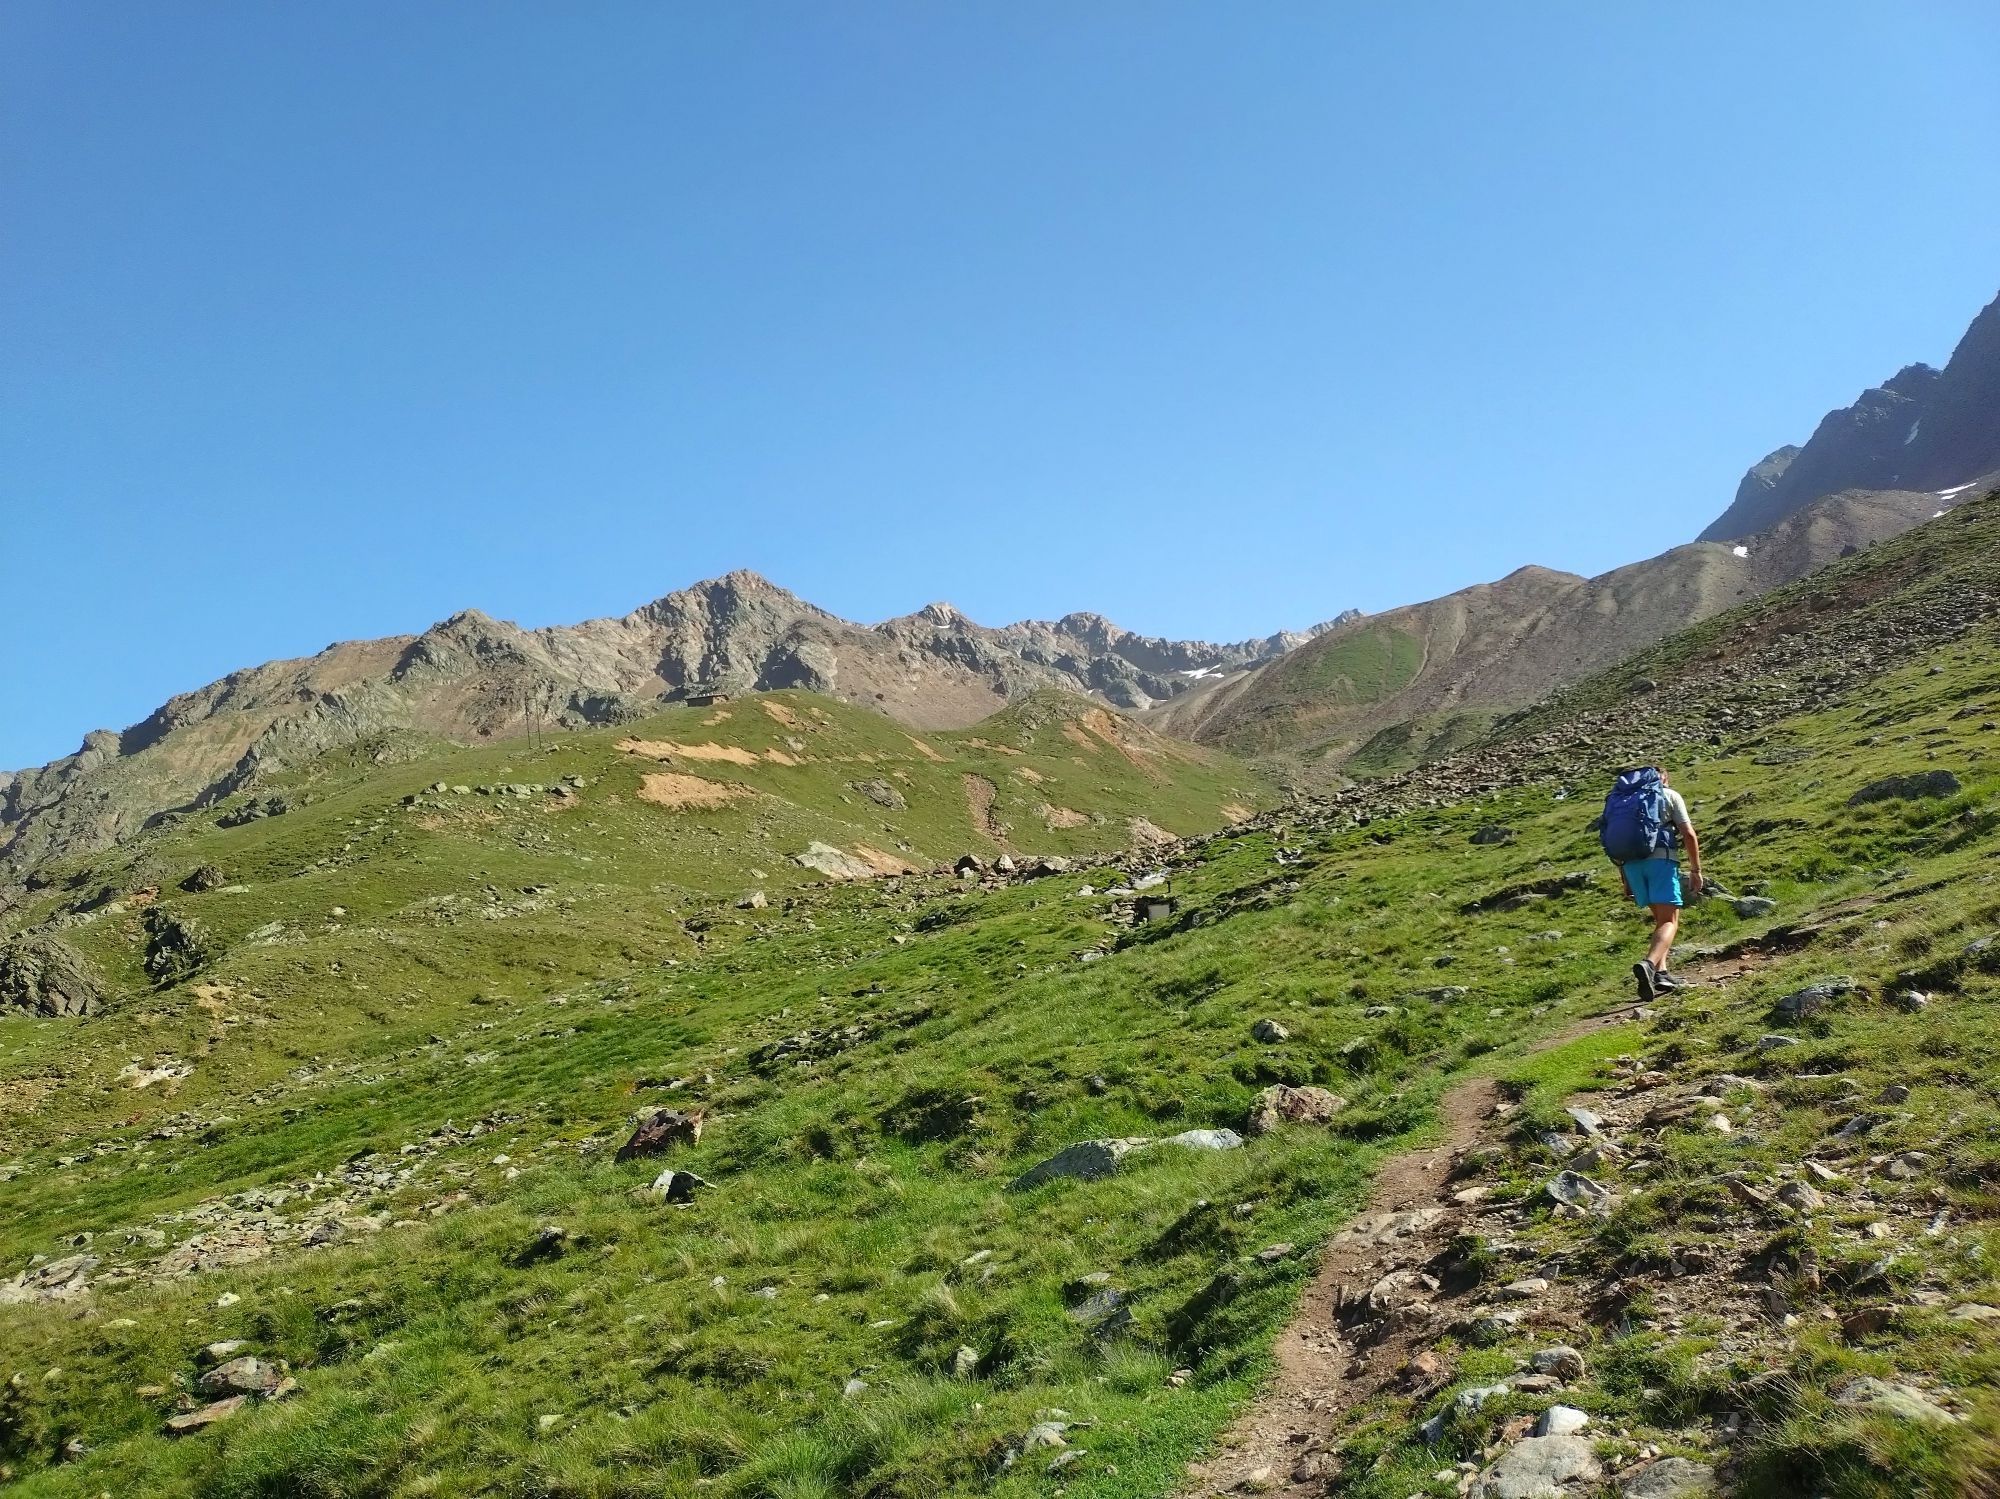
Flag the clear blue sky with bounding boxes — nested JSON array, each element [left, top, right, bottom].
[[4, 3, 1997, 770]]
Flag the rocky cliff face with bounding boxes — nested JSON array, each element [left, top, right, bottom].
[[0, 576, 1339, 889], [1700, 290, 2000, 541]]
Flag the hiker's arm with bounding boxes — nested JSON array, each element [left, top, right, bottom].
[[1680, 822, 1702, 885]]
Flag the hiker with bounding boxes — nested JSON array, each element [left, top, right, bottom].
[[1597, 765, 1702, 1001]]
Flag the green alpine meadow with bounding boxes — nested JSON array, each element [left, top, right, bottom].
[[4, 495, 2000, 1497]]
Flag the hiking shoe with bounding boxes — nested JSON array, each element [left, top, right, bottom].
[[1633, 960, 1657, 1002], [1653, 969, 1687, 992]]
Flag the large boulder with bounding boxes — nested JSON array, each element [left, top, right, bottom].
[[615, 1108, 705, 1162], [1620, 1458, 1716, 1497], [1848, 770, 1961, 806], [0, 934, 104, 1017], [794, 843, 879, 881], [1247, 1084, 1347, 1135], [142, 906, 216, 986], [1468, 1434, 1603, 1497], [1007, 1138, 1151, 1191]]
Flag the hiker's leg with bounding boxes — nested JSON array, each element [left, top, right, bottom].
[[1646, 903, 1679, 969]]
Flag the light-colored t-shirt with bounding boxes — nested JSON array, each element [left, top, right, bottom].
[[1643, 786, 1694, 861]]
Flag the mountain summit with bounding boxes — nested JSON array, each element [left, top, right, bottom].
[[0, 582, 1341, 888], [1700, 288, 2000, 541]]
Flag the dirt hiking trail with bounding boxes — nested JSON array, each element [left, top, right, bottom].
[[1181, 1004, 1649, 1497]]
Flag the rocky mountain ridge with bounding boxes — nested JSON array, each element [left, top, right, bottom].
[[1700, 288, 2000, 541], [1148, 483, 1958, 772], [0, 576, 1339, 889]]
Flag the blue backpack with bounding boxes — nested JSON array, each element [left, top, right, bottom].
[[1600, 768, 1674, 864]]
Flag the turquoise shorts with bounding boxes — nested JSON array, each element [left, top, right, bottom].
[[1623, 860, 1683, 909]]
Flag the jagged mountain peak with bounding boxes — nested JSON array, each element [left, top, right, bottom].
[[0, 574, 1354, 887], [1700, 289, 2000, 542]]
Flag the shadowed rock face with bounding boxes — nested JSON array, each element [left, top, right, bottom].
[[0, 933, 103, 1016], [0, 573, 1340, 889], [1701, 289, 2000, 542]]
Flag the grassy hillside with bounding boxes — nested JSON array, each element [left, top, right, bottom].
[[0, 691, 1266, 1145], [1149, 486, 1956, 774], [3, 541, 2000, 1495]]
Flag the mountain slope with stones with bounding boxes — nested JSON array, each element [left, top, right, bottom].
[[4, 493, 1999, 1497], [1149, 484, 1956, 774]]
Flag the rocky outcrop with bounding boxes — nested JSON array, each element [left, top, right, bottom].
[[0, 933, 104, 1016], [1701, 289, 2000, 541]]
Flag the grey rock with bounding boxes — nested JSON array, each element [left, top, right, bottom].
[[649, 1169, 713, 1204], [165, 1395, 248, 1434], [951, 1345, 981, 1379], [1007, 1137, 1150, 1191], [1162, 1127, 1243, 1152], [1468, 1433, 1603, 1498], [198, 1356, 283, 1397], [1774, 976, 1858, 1020], [1530, 1345, 1585, 1380], [1535, 1404, 1589, 1437], [1250, 1018, 1290, 1043], [1545, 1170, 1613, 1215], [0, 1251, 98, 1305], [1775, 1180, 1824, 1213], [0, 933, 103, 1017], [142, 906, 216, 987], [1732, 895, 1778, 918], [1564, 1107, 1606, 1138], [1834, 1375, 1959, 1424], [849, 778, 907, 811], [1849, 770, 1962, 806], [793, 843, 879, 882], [1619, 1458, 1717, 1497]]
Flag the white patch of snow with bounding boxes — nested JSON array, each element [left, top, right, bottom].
[[1178, 664, 1225, 680], [1936, 482, 1977, 499], [1731, 544, 1750, 558], [1905, 419, 1921, 446], [1932, 510, 1947, 519]]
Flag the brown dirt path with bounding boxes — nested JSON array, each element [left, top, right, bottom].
[[1180, 1005, 1643, 1497]]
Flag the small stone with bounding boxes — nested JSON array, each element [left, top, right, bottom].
[[1565, 1107, 1606, 1137], [1775, 1181, 1823, 1213], [1530, 1345, 1585, 1381], [1021, 1420, 1068, 1451], [1251, 1018, 1290, 1043], [1545, 1171, 1613, 1214], [951, 1345, 980, 1379], [1732, 896, 1778, 918], [1246, 1083, 1346, 1134], [198, 1357, 282, 1397], [164, 1396, 247, 1434], [1500, 1277, 1550, 1300], [1255, 1242, 1295, 1264]]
